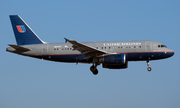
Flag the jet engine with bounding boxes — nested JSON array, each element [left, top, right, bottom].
[[99, 54, 128, 69]]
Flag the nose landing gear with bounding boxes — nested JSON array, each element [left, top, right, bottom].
[[147, 60, 152, 71], [147, 67, 152, 71]]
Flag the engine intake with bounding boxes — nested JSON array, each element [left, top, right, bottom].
[[100, 54, 128, 69], [102, 54, 126, 64]]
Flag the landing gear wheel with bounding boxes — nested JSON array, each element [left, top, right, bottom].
[[147, 67, 152, 71], [146, 60, 152, 72], [92, 69, 98, 75], [90, 65, 98, 75]]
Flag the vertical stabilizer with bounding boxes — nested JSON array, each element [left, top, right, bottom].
[[9, 15, 44, 45]]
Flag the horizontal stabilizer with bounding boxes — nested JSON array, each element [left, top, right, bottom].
[[8, 44, 31, 51]]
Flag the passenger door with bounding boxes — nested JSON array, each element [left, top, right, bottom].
[[145, 42, 152, 52], [42, 44, 48, 55]]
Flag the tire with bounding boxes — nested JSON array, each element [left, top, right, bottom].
[[90, 66, 98, 75], [147, 67, 152, 71]]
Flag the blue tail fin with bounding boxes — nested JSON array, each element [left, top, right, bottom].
[[9, 15, 44, 45]]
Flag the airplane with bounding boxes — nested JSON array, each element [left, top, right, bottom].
[[6, 15, 174, 75]]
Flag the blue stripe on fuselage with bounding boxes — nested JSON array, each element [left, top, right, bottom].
[[31, 51, 174, 63]]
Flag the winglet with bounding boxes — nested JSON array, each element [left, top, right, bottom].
[[64, 38, 69, 43]]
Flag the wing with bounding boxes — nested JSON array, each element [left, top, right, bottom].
[[64, 38, 112, 59]]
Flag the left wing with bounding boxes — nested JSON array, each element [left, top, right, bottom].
[[64, 38, 113, 59]]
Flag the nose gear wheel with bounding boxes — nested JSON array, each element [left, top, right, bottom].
[[147, 60, 152, 72]]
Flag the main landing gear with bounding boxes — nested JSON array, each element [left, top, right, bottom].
[[90, 64, 99, 75], [147, 60, 152, 71]]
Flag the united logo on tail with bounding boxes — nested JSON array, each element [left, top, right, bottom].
[[16, 25, 26, 33]]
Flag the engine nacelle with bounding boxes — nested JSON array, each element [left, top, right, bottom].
[[100, 54, 128, 69], [102, 62, 128, 69], [100, 54, 126, 64]]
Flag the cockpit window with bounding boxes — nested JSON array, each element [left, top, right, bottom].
[[158, 45, 167, 48]]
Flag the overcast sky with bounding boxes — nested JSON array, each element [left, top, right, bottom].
[[0, 0, 180, 108]]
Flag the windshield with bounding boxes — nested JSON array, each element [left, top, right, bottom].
[[158, 45, 167, 48]]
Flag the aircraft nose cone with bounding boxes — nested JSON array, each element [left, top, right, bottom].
[[166, 50, 174, 58], [170, 51, 174, 57]]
